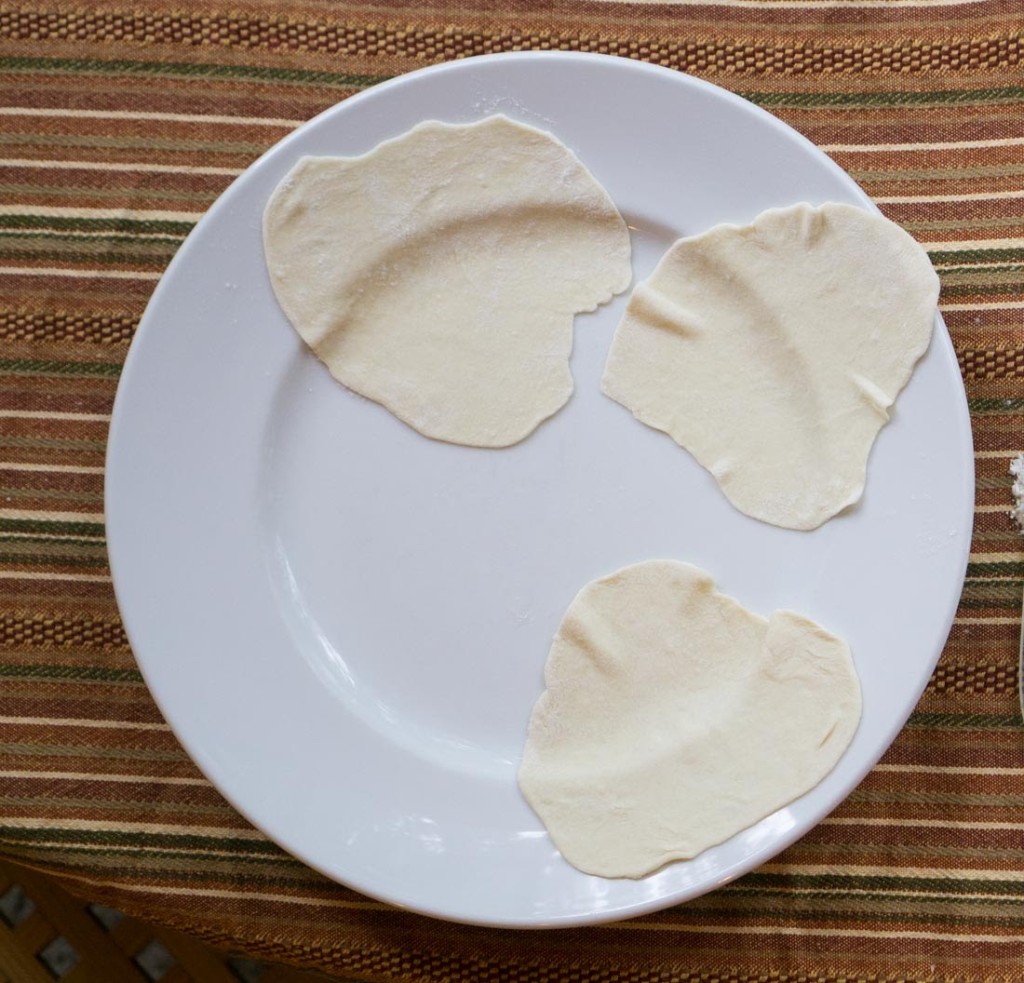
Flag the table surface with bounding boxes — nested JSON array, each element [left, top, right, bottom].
[[1, 1, 1022, 980]]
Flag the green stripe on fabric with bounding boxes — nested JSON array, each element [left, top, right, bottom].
[[0, 554, 109, 568], [0, 215, 195, 236], [940, 264, 1024, 276], [931, 248, 1024, 265], [0, 440, 105, 455], [10, 841, 304, 870], [0, 55, 387, 90], [0, 826, 277, 852], [0, 519, 105, 537], [0, 232, 185, 247], [0, 664, 140, 682], [0, 359, 121, 378], [0, 540, 107, 561], [680, 904, 1024, 927], [0, 535, 105, 548], [743, 87, 1024, 108], [969, 397, 1024, 412], [0, 133, 268, 156], [0, 251, 170, 268], [960, 578, 1020, 598], [967, 561, 1024, 576], [743, 872, 1024, 896], [959, 599, 1021, 610], [0, 487, 103, 504], [908, 711, 1023, 728], [14, 856, 333, 891], [941, 285, 1024, 298], [0, 797, 228, 817], [0, 743, 189, 763]]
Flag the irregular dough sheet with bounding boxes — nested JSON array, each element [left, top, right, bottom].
[[264, 115, 632, 448], [518, 560, 862, 879], [601, 202, 940, 530]]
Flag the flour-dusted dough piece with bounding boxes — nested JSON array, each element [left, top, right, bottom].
[[602, 203, 939, 529], [264, 115, 632, 448], [518, 560, 861, 879]]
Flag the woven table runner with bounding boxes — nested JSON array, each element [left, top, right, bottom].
[[1, 2, 1022, 980]]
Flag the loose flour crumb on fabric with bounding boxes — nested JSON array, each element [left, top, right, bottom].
[[1010, 454, 1024, 530]]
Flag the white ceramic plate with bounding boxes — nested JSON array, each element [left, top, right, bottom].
[[106, 52, 973, 927]]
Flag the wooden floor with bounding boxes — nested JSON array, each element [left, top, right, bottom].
[[0, 860, 335, 983]]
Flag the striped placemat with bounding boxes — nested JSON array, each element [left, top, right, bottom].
[[1, 1, 1022, 980]]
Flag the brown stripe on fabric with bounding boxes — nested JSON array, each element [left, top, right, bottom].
[[883, 198, 1022, 226], [0, 338, 133, 366], [793, 114, 1024, 150], [965, 384, 1024, 407], [855, 765, 1024, 796], [0, 585, 115, 613], [0, 695, 169, 726], [0, 681, 153, 710], [6, 0, 1015, 32], [0, 782, 235, 814], [947, 305, 1024, 330], [1, 0, 1020, 44], [0, 271, 158, 302], [912, 220, 1024, 241], [0, 781, 240, 814], [953, 350, 1023, 380], [913, 696, 1024, 724], [0, 450, 106, 471], [877, 748, 1024, 775], [174, 922, 1024, 983], [0, 78, 345, 121], [0, 388, 116, 418], [0, 111, 295, 144], [928, 662, 1018, 694], [126, 0, 1024, 34], [0, 164, 235, 199], [0, 614, 127, 650], [0, 135, 273, 174], [886, 724, 1024, 755], [0, 496, 105, 517], [939, 637, 1018, 669], [0, 311, 137, 344], [0, 752, 204, 785], [967, 424, 1024, 454], [0, 7, 1021, 77], [830, 150, 1024, 181], [945, 621, 1017, 651], [804, 819, 1024, 852], [0, 742, 195, 768]]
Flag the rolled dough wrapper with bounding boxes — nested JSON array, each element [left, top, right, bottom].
[[518, 560, 862, 879], [264, 115, 632, 448], [602, 202, 939, 530]]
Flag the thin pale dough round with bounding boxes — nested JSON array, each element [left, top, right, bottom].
[[601, 202, 940, 529], [518, 560, 862, 879], [264, 115, 632, 448]]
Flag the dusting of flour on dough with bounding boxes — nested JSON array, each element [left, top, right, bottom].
[[263, 115, 632, 448]]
